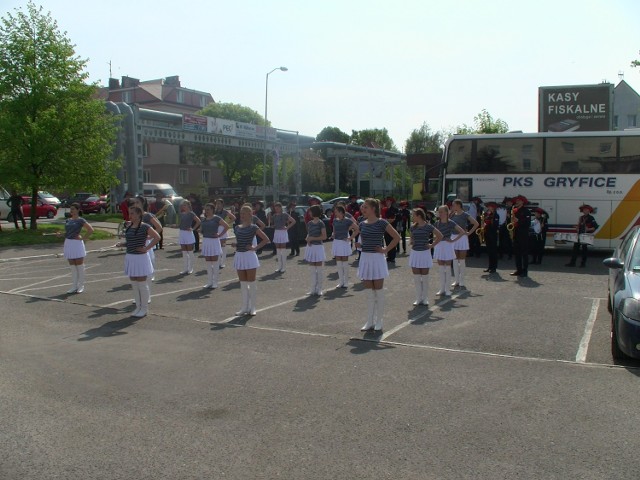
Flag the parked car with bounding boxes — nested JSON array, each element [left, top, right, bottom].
[[603, 226, 640, 360], [79, 195, 108, 214], [61, 192, 93, 208], [38, 191, 62, 208], [6, 196, 57, 220], [143, 183, 183, 210], [0, 186, 10, 220], [321, 196, 364, 216]]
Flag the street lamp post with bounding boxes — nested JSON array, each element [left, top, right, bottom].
[[262, 66, 288, 204]]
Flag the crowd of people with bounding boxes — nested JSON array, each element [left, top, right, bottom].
[[56, 192, 598, 332]]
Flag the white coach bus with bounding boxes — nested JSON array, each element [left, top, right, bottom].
[[440, 130, 640, 249]]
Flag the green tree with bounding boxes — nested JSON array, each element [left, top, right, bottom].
[[631, 50, 639, 69], [316, 126, 350, 143], [198, 102, 265, 187], [350, 128, 398, 152], [404, 122, 445, 154], [0, 2, 120, 228], [456, 109, 509, 134]]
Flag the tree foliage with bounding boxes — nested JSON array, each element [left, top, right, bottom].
[[351, 128, 398, 152], [316, 126, 350, 143], [197, 102, 265, 186], [0, 2, 120, 227], [404, 122, 445, 154], [456, 109, 509, 134]]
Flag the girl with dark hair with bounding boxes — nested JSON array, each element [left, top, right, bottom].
[[409, 208, 443, 306], [57, 203, 93, 294], [356, 198, 401, 333], [331, 205, 359, 288], [177, 200, 201, 275], [116, 206, 160, 317], [131, 195, 163, 292], [201, 203, 229, 289], [449, 199, 479, 288], [232, 205, 270, 316], [268, 202, 295, 273], [304, 204, 327, 295], [433, 205, 466, 297], [214, 198, 236, 269]]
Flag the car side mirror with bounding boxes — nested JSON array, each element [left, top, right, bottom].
[[603, 257, 623, 269]]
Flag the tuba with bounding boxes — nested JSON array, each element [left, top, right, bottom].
[[476, 211, 485, 245]]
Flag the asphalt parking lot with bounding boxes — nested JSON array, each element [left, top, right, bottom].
[[2, 229, 639, 479]]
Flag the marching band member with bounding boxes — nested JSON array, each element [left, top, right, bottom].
[[530, 208, 548, 265], [117, 206, 160, 318], [148, 193, 170, 249], [201, 203, 229, 289], [528, 208, 542, 265], [177, 200, 201, 275], [449, 199, 479, 288], [214, 198, 236, 269], [232, 204, 270, 316], [566, 205, 599, 268], [287, 200, 301, 257], [357, 198, 401, 333], [497, 197, 513, 259], [304, 205, 328, 295], [398, 200, 411, 254], [433, 205, 466, 296], [482, 202, 500, 273], [331, 205, 359, 288], [57, 203, 93, 294], [382, 196, 399, 263], [268, 202, 295, 273], [409, 208, 443, 306], [509, 195, 531, 278]]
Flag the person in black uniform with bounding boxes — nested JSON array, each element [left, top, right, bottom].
[[397, 200, 411, 254], [509, 195, 531, 278], [287, 200, 300, 257], [482, 202, 500, 273], [7, 190, 26, 230], [566, 204, 598, 268], [530, 208, 547, 265], [383, 197, 399, 263], [498, 196, 513, 259], [188, 193, 203, 253]]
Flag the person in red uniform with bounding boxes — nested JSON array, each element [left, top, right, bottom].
[[120, 192, 133, 221], [509, 195, 531, 278], [566, 205, 598, 268], [482, 201, 500, 273]]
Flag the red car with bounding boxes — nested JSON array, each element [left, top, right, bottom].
[[79, 195, 107, 214], [11, 196, 58, 220]]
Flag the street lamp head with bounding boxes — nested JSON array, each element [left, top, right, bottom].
[[279, 66, 288, 72]]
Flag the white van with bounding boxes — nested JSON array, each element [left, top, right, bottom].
[[0, 186, 10, 220]]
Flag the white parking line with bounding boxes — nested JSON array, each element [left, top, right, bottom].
[[575, 297, 601, 363]]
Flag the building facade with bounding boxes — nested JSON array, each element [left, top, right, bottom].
[[614, 79, 640, 130]]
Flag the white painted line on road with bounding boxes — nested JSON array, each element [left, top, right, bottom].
[[576, 297, 601, 363], [4, 264, 99, 293], [380, 291, 464, 341]]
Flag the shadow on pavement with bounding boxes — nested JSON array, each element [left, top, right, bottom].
[[77, 316, 141, 341], [346, 338, 395, 354], [176, 288, 211, 301]]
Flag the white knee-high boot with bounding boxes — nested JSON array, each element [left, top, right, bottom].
[[316, 266, 324, 295], [220, 247, 227, 268], [187, 251, 194, 274], [248, 281, 257, 315], [279, 250, 287, 272], [336, 262, 344, 288], [135, 281, 149, 317], [308, 267, 318, 295], [204, 262, 213, 288], [437, 267, 447, 295], [361, 288, 376, 331], [421, 274, 430, 305], [76, 264, 85, 293], [342, 261, 349, 288], [146, 276, 152, 303], [374, 289, 385, 331], [452, 260, 460, 287], [413, 274, 422, 305], [458, 259, 466, 287], [181, 252, 189, 274], [131, 281, 141, 316], [67, 265, 79, 294], [444, 268, 452, 296], [211, 261, 219, 288], [236, 281, 249, 315]]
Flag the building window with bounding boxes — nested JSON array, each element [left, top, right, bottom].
[[122, 90, 132, 103], [614, 116, 618, 128], [202, 169, 211, 185], [143, 170, 150, 182], [200, 96, 206, 108], [142, 143, 149, 158], [179, 168, 188, 184], [177, 90, 184, 103], [628, 115, 637, 127]]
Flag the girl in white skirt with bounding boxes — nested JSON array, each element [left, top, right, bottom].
[[232, 205, 270, 316], [214, 198, 236, 269], [330, 205, 359, 288], [57, 203, 93, 294], [177, 200, 201, 275], [356, 198, 400, 333], [116, 206, 161, 317], [449, 199, 479, 288], [268, 202, 295, 273], [201, 203, 229, 289], [433, 205, 466, 297], [304, 205, 327, 295], [409, 208, 443, 306], [131, 196, 163, 303]]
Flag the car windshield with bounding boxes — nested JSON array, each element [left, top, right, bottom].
[[85, 196, 99, 202], [40, 192, 55, 198], [160, 188, 177, 196]]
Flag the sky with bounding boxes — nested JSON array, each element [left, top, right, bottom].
[[4, 0, 640, 149]]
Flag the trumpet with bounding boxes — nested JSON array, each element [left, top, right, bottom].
[[476, 212, 485, 245]]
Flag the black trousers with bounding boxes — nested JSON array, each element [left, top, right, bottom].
[[485, 232, 498, 271], [513, 233, 529, 274], [570, 242, 589, 265], [499, 224, 512, 257], [11, 209, 26, 229], [385, 230, 397, 261]]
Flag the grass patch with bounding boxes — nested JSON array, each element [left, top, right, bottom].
[[76, 213, 123, 223], [0, 224, 113, 248]]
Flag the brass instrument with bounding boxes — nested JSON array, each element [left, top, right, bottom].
[[506, 208, 517, 241], [155, 201, 170, 220], [476, 212, 485, 245]]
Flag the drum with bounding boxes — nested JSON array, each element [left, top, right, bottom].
[[554, 233, 578, 243], [578, 234, 594, 245]]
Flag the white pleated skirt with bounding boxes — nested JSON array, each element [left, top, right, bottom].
[[273, 229, 289, 243], [63, 239, 86, 260], [409, 249, 433, 268], [357, 252, 389, 280], [125, 253, 154, 277], [304, 244, 326, 263], [218, 225, 228, 240], [433, 241, 456, 261], [452, 233, 469, 251], [145, 238, 155, 264], [234, 250, 260, 270], [202, 237, 223, 256], [179, 230, 195, 245], [332, 239, 352, 257]]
